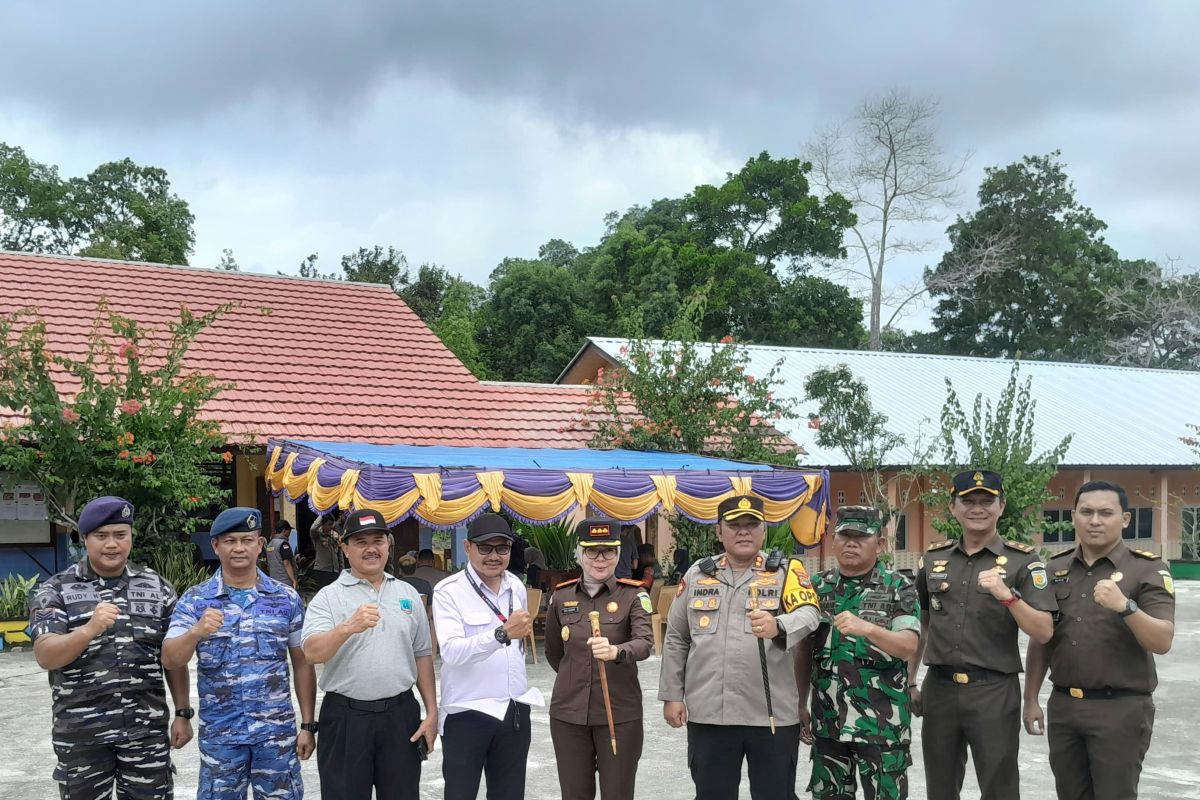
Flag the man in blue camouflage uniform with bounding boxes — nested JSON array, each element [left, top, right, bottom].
[[163, 507, 317, 799], [29, 496, 194, 799], [796, 506, 921, 800]]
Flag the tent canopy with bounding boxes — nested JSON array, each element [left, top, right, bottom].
[[265, 439, 830, 545]]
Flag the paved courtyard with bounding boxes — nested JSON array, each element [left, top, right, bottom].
[[1, 582, 1197, 799]]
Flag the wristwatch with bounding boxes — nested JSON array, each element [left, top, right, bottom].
[[300, 722, 319, 733], [175, 707, 195, 720], [614, 648, 627, 664], [494, 626, 510, 645], [1119, 599, 1138, 618]]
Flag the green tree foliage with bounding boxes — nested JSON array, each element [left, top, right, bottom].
[[925, 152, 1141, 360], [400, 263, 457, 322], [918, 362, 1072, 544], [341, 245, 407, 291], [576, 295, 799, 557], [0, 301, 234, 558], [296, 253, 339, 281], [432, 278, 488, 378], [0, 144, 195, 264], [216, 248, 240, 271], [476, 258, 593, 383], [72, 158, 195, 264]]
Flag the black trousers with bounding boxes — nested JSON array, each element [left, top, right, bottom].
[[686, 721, 801, 800], [442, 702, 531, 800], [317, 690, 422, 800], [920, 669, 1021, 800]]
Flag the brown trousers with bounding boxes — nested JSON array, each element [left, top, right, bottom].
[[919, 670, 1021, 800], [549, 717, 644, 800], [1047, 690, 1155, 800]]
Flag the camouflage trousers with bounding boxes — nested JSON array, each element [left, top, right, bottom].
[[52, 736, 174, 800], [198, 737, 302, 800], [808, 738, 910, 800]]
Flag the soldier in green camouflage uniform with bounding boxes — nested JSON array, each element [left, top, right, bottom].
[[796, 507, 921, 800]]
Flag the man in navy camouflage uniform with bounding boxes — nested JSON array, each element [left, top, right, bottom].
[[163, 507, 316, 799], [29, 496, 194, 799], [796, 506, 921, 800]]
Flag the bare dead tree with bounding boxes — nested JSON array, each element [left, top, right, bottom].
[[1103, 259, 1200, 369], [806, 89, 970, 349]]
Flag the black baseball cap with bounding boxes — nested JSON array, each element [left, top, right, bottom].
[[467, 513, 514, 542], [274, 519, 293, 533], [341, 508, 388, 540], [717, 495, 766, 522], [951, 470, 1004, 497]]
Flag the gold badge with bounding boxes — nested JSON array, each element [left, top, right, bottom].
[[693, 599, 704, 609], [561, 625, 570, 642], [932, 565, 946, 573], [708, 598, 718, 609], [606, 601, 618, 613], [1110, 571, 1123, 583], [699, 615, 711, 628], [973, 471, 984, 485], [995, 556, 1008, 566], [939, 582, 950, 593], [934, 560, 948, 567], [738, 497, 751, 510]]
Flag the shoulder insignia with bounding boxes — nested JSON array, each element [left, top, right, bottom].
[[927, 540, 955, 551], [555, 578, 580, 589], [1050, 547, 1076, 559], [616, 578, 643, 587], [1133, 550, 1160, 560], [1003, 540, 1035, 553]]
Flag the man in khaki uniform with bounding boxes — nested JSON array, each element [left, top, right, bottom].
[[908, 470, 1057, 800], [659, 495, 822, 800], [546, 517, 654, 800], [1024, 480, 1175, 800]]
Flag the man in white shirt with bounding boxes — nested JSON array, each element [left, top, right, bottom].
[[432, 513, 544, 800]]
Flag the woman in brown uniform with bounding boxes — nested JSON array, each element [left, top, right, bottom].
[[546, 516, 655, 800]]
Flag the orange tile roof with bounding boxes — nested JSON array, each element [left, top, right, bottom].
[[0, 251, 594, 446]]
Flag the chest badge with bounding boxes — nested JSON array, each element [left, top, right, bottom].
[[996, 556, 1008, 566], [693, 599, 705, 609], [606, 601, 618, 613], [707, 598, 718, 609], [1109, 571, 1124, 582], [400, 598, 413, 614], [932, 565, 946, 573], [561, 625, 570, 642], [699, 615, 711, 629]]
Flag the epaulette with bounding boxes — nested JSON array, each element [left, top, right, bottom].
[[555, 578, 580, 589], [1004, 540, 1035, 553], [616, 578, 644, 588], [1132, 549, 1160, 560], [927, 540, 955, 551], [1049, 547, 1076, 559]]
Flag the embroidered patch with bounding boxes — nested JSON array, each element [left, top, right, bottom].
[[1159, 570, 1175, 595], [400, 598, 413, 614], [1031, 569, 1048, 590], [638, 591, 652, 613]]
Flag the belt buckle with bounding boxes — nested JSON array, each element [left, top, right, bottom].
[[953, 672, 969, 685], [1069, 687, 1084, 699]]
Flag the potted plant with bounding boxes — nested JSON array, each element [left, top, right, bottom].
[[0, 574, 39, 647], [516, 519, 579, 589]]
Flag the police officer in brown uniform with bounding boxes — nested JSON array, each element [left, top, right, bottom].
[[546, 516, 654, 800], [1023, 480, 1175, 800], [907, 470, 1057, 800]]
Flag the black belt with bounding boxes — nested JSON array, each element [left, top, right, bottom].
[[1053, 685, 1151, 700], [324, 689, 412, 712], [929, 665, 1013, 685]]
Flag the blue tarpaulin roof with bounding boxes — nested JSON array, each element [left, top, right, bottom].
[[283, 440, 778, 473]]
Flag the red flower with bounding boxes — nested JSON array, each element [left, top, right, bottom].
[[118, 449, 130, 459], [62, 408, 81, 423], [807, 416, 822, 430], [125, 432, 135, 445], [745, 375, 756, 384], [221, 451, 234, 463], [132, 455, 145, 465], [144, 452, 156, 464], [719, 335, 734, 344], [119, 340, 139, 360], [120, 400, 143, 415], [187, 496, 201, 504], [618, 345, 629, 355]]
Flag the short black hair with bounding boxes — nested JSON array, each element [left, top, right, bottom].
[[1074, 480, 1129, 512], [417, 548, 435, 561], [274, 519, 293, 533]]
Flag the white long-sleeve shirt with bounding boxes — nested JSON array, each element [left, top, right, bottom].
[[432, 563, 544, 733]]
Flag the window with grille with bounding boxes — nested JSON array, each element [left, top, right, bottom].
[[1121, 508, 1154, 541], [1043, 509, 1075, 543]]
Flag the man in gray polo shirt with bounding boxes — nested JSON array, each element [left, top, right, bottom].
[[302, 508, 437, 800]]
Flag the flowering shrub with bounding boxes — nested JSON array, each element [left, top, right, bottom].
[[1, 300, 236, 557]]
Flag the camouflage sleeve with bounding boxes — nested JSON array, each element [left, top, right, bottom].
[[888, 577, 921, 634], [28, 580, 67, 640], [165, 588, 199, 640], [1135, 561, 1176, 623]]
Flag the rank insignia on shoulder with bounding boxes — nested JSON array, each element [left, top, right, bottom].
[[556, 578, 580, 588], [1133, 550, 1160, 560], [1158, 570, 1175, 595], [928, 540, 955, 551], [617, 578, 643, 587], [1004, 540, 1034, 553], [1050, 548, 1075, 560], [917, 557, 924, 570]]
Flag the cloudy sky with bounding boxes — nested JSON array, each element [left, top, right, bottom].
[[3, 2, 1197, 330]]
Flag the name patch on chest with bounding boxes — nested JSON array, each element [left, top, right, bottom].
[[692, 587, 721, 597]]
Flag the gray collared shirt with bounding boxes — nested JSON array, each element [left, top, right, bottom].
[[302, 570, 432, 701]]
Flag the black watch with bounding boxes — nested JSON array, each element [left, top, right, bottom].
[[300, 722, 319, 733], [495, 626, 510, 645], [175, 707, 195, 720], [1119, 599, 1138, 618]]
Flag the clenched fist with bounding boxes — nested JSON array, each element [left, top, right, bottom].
[[342, 603, 382, 634], [587, 635, 619, 662], [86, 602, 120, 637], [747, 609, 779, 639], [503, 609, 533, 641], [192, 608, 225, 638], [977, 568, 1013, 602], [833, 611, 875, 639], [1093, 579, 1128, 614]]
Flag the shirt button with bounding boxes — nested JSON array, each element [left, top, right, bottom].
[[958, 602, 965, 607], [1081, 594, 1087, 599], [1071, 641, 1077, 646]]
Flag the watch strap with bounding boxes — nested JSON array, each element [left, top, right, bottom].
[[1119, 599, 1138, 618]]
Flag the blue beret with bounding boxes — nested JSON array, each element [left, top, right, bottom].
[[210, 507, 263, 539], [78, 496, 135, 535]]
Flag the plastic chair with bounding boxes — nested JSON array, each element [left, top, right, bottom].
[[652, 585, 677, 656], [525, 587, 544, 663]]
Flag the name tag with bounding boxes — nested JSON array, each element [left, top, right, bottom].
[[62, 587, 101, 605]]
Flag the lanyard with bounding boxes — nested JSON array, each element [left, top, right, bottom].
[[464, 568, 513, 623]]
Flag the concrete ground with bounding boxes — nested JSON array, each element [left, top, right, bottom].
[[2, 583, 1197, 799]]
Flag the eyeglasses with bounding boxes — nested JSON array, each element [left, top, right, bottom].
[[581, 548, 619, 561], [473, 543, 512, 556]]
